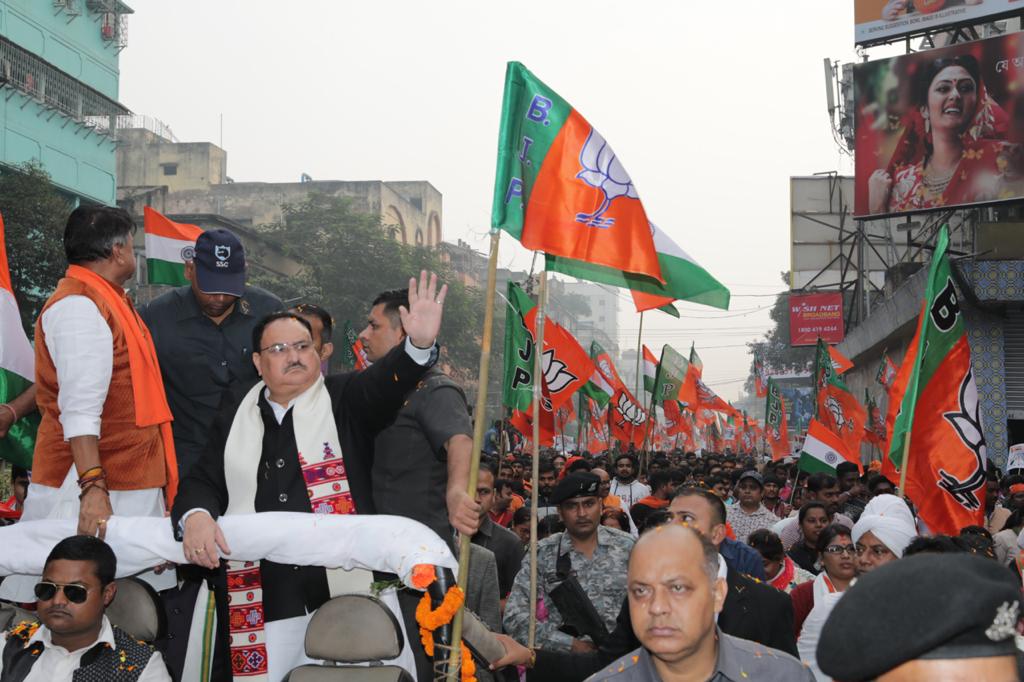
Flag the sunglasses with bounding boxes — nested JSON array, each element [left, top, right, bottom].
[[34, 581, 89, 604]]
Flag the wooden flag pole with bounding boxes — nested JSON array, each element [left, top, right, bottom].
[[527, 269, 548, 649], [897, 435, 912, 500], [445, 230, 501, 681]]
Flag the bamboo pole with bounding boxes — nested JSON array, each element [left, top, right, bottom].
[[897, 436, 911, 499], [445, 231, 501, 681], [527, 269, 548, 649]]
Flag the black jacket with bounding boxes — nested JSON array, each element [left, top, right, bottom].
[[170, 342, 434, 621], [529, 570, 798, 682]]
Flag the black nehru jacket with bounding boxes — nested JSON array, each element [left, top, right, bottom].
[[528, 569, 797, 682], [170, 341, 434, 622]]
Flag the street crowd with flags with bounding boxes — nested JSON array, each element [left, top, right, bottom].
[[0, 58, 1021, 682]]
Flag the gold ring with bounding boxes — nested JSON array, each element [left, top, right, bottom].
[[195, 548, 205, 553], [97, 519, 107, 525]]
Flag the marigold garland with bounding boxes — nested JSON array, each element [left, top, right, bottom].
[[410, 564, 437, 590], [415, 585, 476, 682]]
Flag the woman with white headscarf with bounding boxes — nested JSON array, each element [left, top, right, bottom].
[[797, 495, 917, 681]]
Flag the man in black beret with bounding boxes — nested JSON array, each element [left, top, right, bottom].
[[818, 553, 1022, 681], [503, 472, 635, 652]]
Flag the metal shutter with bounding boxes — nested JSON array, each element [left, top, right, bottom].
[[1005, 315, 1024, 418]]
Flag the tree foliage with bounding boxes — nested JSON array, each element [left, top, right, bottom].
[[0, 162, 73, 337], [745, 271, 815, 394], [249, 192, 486, 382]]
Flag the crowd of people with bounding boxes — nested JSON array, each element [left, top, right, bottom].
[[0, 206, 1022, 681]]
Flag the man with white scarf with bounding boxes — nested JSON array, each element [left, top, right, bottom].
[[170, 271, 446, 682], [796, 494, 918, 681]]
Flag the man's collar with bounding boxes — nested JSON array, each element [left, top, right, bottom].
[[477, 515, 495, 538], [31, 615, 115, 654]]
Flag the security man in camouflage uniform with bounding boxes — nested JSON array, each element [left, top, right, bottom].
[[504, 472, 634, 653]]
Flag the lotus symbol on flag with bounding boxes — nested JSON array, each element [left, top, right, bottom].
[[617, 392, 645, 426], [939, 368, 987, 511], [542, 349, 577, 393], [574, 127, 639, 229], [825, 396, 851, 433]]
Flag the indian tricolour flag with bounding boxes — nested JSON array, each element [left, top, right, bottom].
[[798, 419, 857, 476], [144, 206, 203, 286], [548, 222, 731, 312], [0, 214, 38, 468], [642, 345, 658, 394]]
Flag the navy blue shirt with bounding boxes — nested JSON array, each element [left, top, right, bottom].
[[140, 285, 282, 476]]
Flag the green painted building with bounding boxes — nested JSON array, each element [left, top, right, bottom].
[[0, 0, 131, 205]]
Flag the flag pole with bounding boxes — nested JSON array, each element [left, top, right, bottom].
[[527, 268, 548, 649], [897, 434, 912, 500], [446, 230, 501, 681], [634, 311, 644, 405]]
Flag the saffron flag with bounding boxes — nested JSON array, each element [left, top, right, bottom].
[[816, 373, 866, 469], [829, 345, 854, 374], [888, 226, 986, 535], [876, 353, 898, 391], [491, 62, 662, 281], [864, 391, 886, 447], [754, 355, 768, 398], [547, 222, 730, 311], [143, 207, 203, 287], [765, 378, 789, 461], [813, 338, 836, 414], [680, 343, 703, 406], [591, 341, 627, 394], [342, 321, 370, 370], [580, 363, 615, 409], [0, 214, 38, 468], [609, 386, 647, 448], [502, 282, 595, 417], [799, 419, 859, 476], [642, 345, 659, 394]]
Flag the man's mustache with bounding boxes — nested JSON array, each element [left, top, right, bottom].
[[284, 361, 307, 372]]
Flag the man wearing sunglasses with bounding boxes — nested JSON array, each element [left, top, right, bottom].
[[0, 535, 170, 681]]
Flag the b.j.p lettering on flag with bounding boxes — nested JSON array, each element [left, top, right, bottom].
[[491, 62, 663, 282], [888, 226, 987, 535]]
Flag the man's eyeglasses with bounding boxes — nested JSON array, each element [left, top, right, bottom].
[[34, 581, 89, 604], [258, 340, 314, 356], [822, 545, 857, 556]]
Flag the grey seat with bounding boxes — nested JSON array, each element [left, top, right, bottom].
[[106, 577, 167, 642], [286, 594, 413, 682]]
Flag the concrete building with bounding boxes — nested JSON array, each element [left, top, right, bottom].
[[116, 126, 443, 247], [834, 205, 1024, 471], [0, 0, 131, 204]]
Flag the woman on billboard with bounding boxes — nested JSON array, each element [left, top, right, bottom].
[[868, 54, 1021, 213]]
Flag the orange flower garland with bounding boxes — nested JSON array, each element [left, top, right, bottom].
[[414, 574, 476, 682]]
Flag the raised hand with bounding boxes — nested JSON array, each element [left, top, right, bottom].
[[400, 270, 447, 349]]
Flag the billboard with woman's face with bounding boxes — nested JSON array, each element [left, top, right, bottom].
[[853, 33, 1024, 218]]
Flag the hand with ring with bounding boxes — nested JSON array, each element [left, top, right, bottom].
[[182, 511, 231, 570]]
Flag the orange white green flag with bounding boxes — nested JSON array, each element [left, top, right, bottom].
[[491, 61, 662, 281], [143, 207, 203, 287], [547, 222, 731, 312], [0, 214, 38, 467], [642, 345, 659, 394], [887, 226, 986, 535]]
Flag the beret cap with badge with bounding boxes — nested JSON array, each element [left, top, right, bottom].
[[550, 472, 601, 505], [817, 553, 1022, 681]]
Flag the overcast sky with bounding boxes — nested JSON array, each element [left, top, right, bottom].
[[120, 0, 873, 401]]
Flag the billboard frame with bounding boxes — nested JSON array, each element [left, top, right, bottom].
[[855, 7, 1021, 49]]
